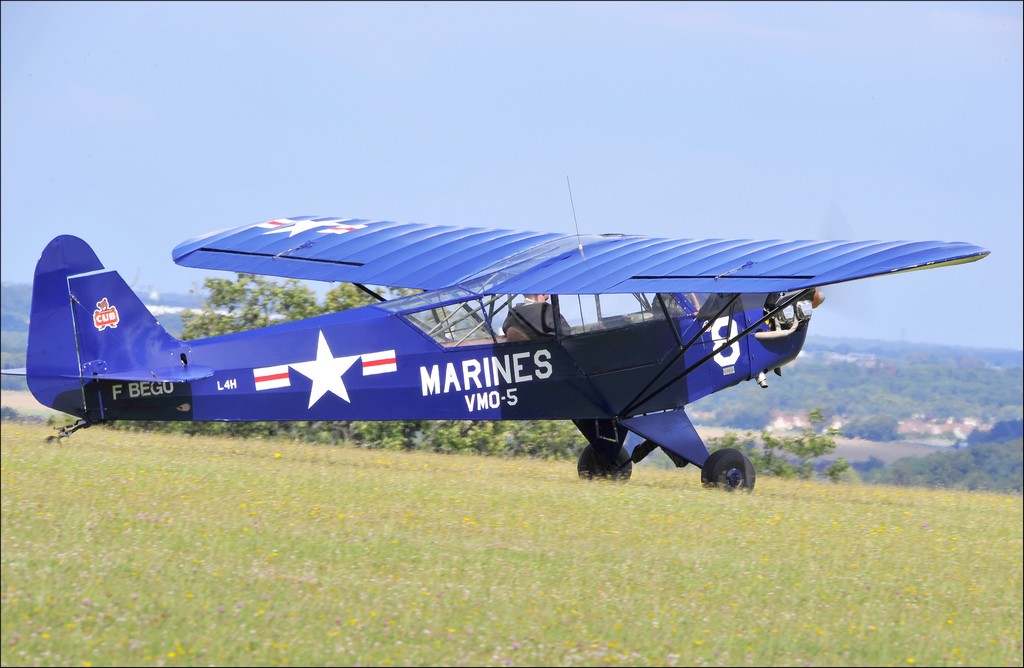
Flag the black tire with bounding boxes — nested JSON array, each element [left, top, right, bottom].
[[577, 444, 633, 481], [701, 448, 755, 491], [700, 449, 727, 486]]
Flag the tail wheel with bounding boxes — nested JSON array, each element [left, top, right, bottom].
[[701, 448, 755, 491], [577, 444, 633, 481]]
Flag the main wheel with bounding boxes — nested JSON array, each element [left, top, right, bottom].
[[577, 444, 633, 481], [701, 448, 755, 491]]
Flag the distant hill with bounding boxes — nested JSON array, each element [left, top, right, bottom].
[[802, 336, 1022, 370], [863, 422, 1023, 494]]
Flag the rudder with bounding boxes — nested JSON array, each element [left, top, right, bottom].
[[26, 236, 203, 420]]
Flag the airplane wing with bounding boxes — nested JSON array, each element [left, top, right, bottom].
[[173, 217, 562, 292], [173, 216, 989, 295]]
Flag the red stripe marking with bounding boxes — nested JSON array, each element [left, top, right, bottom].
[[255, 371, 290, 382], [363, 358, 396, 368]]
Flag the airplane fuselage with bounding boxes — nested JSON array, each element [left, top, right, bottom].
[[54, 295, 807, 425]]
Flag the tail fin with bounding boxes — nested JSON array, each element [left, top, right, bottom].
[[26, 236, 211, 420]]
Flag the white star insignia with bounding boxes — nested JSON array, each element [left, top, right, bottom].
[[289, 331, 360, 408], [263, 218, 347, 238]]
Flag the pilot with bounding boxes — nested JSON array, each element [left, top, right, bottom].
[[502, 294, 570, 341]]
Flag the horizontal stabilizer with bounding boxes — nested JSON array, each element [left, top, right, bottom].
[[1, 367, 27, 376], [71, 364, 215, 383]]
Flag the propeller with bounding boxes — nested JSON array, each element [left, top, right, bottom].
[[814, 202, 872, 323]]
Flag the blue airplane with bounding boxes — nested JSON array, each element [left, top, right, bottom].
[[3, 216, 989, 489]]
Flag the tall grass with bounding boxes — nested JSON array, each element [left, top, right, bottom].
[[2, 422, 1021, 666]]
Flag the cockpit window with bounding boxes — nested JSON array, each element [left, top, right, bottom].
[[393, 290, 688, 346], [559, 293, 683, 335], [398, 293, 516, 346]]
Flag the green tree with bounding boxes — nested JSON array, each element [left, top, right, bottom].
[[760, 408, 844, 480], [708, 409, 847, 481], [181, 274, 320, 339], [866, 438, 1022, 493], [181, 274, 377, 340], [822, 457, 852, 483], [323, 283, 380, 314], [843, 413, 900, 441]]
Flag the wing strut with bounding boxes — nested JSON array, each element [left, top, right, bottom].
[[621, 290, 813, 416], [353, 283, 387, 303], [619, 294, 741, 417]]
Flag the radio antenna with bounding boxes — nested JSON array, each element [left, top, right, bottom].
[[566, 175, 585, 258]]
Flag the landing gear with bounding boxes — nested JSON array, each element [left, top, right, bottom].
[[701, 448, 755, 491], [573, 418, 633, 481], [577, 444, 633, 481], [45, 419, 91, 444]]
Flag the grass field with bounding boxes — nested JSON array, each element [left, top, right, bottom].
[[2, 422, 1021, 667]]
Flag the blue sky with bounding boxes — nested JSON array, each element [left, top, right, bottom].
[[2, 1, 1021, 350]]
